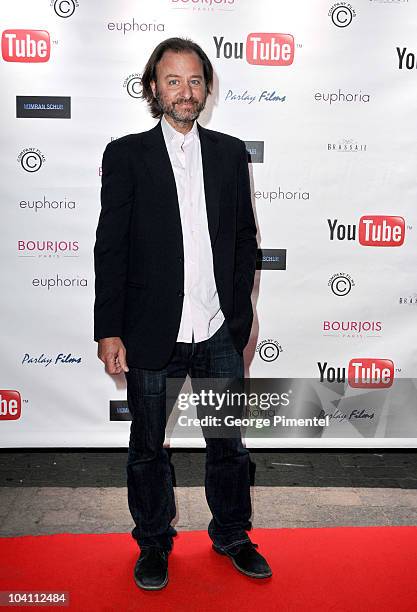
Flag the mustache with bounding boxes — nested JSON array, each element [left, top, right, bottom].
[[174, 97, 199, 105]]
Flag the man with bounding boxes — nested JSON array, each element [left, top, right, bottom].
[[94, 37, 272, 590]]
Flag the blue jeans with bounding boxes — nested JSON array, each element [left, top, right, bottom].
[[125, 320, 252, 553]]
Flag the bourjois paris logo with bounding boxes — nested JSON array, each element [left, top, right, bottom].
[[214, 33, 294, 66], [2, 30, 50, 62], [328, 216, 405, 246]]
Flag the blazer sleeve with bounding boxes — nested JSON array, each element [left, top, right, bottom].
[[234, 140, 258, 304], [93, 139, 134, 341]]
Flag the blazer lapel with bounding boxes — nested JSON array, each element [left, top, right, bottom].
[[141, 121, 179, 212]]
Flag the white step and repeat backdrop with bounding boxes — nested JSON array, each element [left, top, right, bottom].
[[1, 0, 417, 448]]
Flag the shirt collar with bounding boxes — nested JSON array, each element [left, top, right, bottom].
[[161, 114, 199, 146]]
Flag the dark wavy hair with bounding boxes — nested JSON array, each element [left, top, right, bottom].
[[140, 37, 214, 118]]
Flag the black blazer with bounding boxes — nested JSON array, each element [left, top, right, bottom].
[[93, 120, 257, 369]]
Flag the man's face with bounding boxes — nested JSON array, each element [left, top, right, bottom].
[[150, 50, 207, 125]]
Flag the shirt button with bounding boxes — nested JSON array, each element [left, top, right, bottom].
[[178, 291, 185, 297], [178, 257, 183, 263]]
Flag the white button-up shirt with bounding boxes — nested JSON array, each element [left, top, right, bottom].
[[160, 115, 225, 343]]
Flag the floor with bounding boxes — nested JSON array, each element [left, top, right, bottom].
[[1, 450, 416, 537]]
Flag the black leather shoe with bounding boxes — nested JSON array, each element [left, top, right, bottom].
[[134, 546, 169, 590], [212, 541, 272, 578]]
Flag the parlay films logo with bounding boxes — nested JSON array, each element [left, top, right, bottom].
[[171, 0, 237, 11], [123, 73, 142, 98], [0, 391, 21, 420], [17, 148, 46, 172], [2, 30, 50, 62], [51, 0, 79, 18], [22, 352, 82, 366], [328, 138, 367, 152], [256, 339, 284, 362], [224, 88, 286, 104], [397, 47, 417, 69], [17, 240, 79, 258], [328, 216, 406, 246], [328, 272, 355, 296], [214, 33, 295, 66], [318, 359, 395, 389], [322, 320, 382, 339], [329, 3, 356, 27]]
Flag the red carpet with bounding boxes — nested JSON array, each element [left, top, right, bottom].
[[1, 527, 417, 611]]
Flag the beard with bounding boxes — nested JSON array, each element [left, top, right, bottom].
[[155, 87, 207, 125]]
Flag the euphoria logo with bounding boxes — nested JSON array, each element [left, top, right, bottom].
[[214, 33, 295, 66], [328, 216, 405, 246], [256, 339, 283, 362], [318, 359, 394, 388]]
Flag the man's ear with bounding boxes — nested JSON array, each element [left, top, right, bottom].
[[150, 80, 157, 97]]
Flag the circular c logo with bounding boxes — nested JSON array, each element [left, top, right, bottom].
[[331, 275, 353, 297], [20, 151, 43, 173], [331, 6, 353, 28], [54, 0, 76, 18]]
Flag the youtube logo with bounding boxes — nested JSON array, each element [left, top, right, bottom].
[[328, 215, 406, 247], [246, 33, 294, 66], [214, 33, 295, 66], [2, 29, 50, 63], [348, 359, 394, 389], [0, 390, 21, 420], [358, 215, 405, 247]]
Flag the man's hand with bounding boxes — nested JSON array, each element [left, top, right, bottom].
[[97, 337, 129, 375]]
